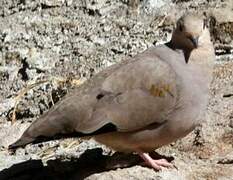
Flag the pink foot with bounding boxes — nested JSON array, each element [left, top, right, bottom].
[[139, 153, 173, 171]]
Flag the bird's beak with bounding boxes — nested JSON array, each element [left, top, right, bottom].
[[190, 37, 199, 48]]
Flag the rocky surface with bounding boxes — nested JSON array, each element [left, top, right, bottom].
[[0, 0, 232, 179]]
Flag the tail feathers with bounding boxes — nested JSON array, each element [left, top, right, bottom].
[[8, 134, 35, 150], [8, 123, 118, 150]]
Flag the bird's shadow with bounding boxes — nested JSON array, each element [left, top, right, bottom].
[[0, 148, 174, 180]]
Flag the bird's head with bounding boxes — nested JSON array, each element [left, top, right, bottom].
[[170, 13, 210, 62]]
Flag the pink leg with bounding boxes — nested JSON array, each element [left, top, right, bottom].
[[139, 152, 173, 171]]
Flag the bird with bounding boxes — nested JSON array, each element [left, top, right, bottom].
[[9, 13, 215, 170]]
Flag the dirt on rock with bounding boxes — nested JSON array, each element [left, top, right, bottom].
[[0, 0, 232, 179]]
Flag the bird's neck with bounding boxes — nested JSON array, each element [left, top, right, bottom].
[[165, 40, 192, 63], [166, 30, 215, 83], [189, 44, 215, 77], [190, 28, 215, 77], [166, 29, 194, 63]]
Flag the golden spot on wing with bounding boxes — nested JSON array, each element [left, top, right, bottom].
[[150, 84, 173, 97], [163, 84, 174, 97], [150, 84, 165, 97]]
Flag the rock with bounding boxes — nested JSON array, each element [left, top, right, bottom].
[[209, 0, 233, 45], [142, 0, 173, 14], [86, 166, 185, 180], [40, 0, 67, 7], [0, 98, 15, 117], [0, 66, 19, 81], [229, 113, 233, 128], [218, 151, 233, 164]]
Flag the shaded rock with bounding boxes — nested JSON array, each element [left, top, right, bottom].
[[209, 1, 233, 45], [217, 151, 233, 165]]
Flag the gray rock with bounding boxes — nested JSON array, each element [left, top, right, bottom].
[[142, 0, 173, 14], [0, 98, 15, 116], [40, 0, 66, 7]]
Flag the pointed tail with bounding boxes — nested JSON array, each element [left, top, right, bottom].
[[8, 108, 76, 150], [8, 133, 35, 149]]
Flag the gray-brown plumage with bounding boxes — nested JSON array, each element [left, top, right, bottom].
[[9, 13, 215, 170]]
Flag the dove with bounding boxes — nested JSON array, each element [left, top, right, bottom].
[[9, 13, 215, 170]]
